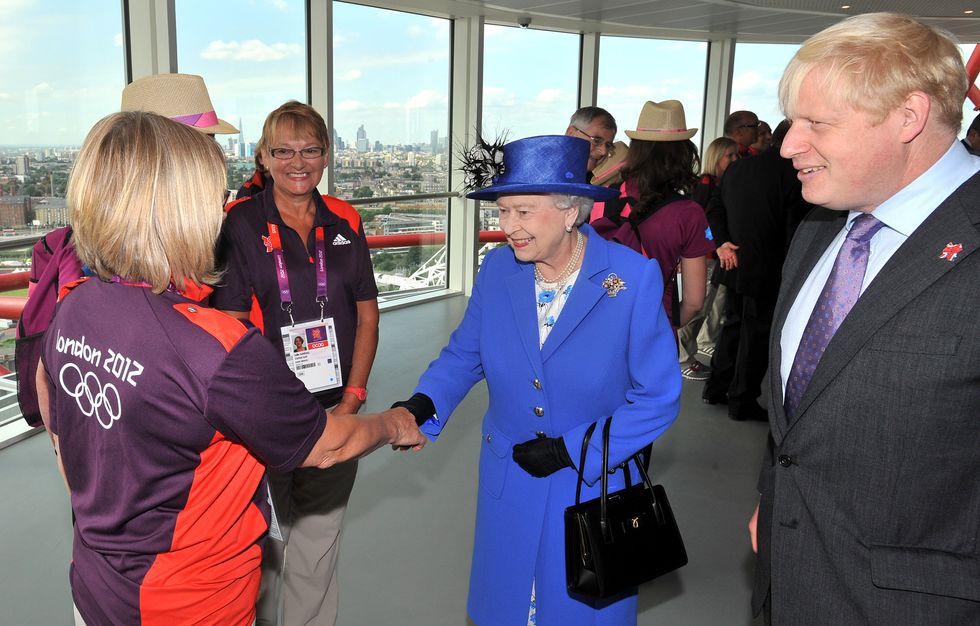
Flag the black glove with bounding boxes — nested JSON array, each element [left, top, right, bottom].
[[512, 436, 573, 477], [390, 393, 436, 427]]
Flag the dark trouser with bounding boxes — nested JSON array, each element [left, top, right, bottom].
[[728, 292, 776, 413], [704, 290, 742, 400]]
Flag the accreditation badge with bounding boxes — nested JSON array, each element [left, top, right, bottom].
[[280, 317, 343, 393]]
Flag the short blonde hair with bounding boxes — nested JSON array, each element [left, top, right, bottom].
[[256, 100, 330, 172], [780, 13, 966, 132], [702, 137, 738, 179], [68, 112, 226, 293]]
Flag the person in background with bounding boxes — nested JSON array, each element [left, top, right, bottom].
[[213, 100, 379, 626], [565, 106, 617, 172], [592, 100, 715, 329], [750, 121, 773, 153], [391, 134, 681, 625], [677, 136, 739, 380], [725, 110, 761, 157], [703, 120, 809, 421], [587, 140, 629, 224], [37, 111, 422, 625], [750, 14, 980, 624], [961, 111, 980, 155]]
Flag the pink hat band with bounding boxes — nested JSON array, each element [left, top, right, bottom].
[[635, 127, 691, 133], [170, 110, 219, 129]]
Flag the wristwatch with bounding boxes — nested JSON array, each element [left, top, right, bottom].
[[344, 386, 368, 402]]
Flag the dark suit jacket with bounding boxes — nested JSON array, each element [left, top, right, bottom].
[[720, 149, 810, 298], [753, 172, 980, 624]]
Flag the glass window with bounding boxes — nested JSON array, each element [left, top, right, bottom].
[[960, 44, 980, 142], [0, 0, 125, 440], [480, 26, 579, 238], [0, 0, 125, 196], [731, 42, 800, 134], [482, 25, 580, 140], [333, 3, 452, 293], [598, 36, 708, 147], [174, 0, 307, 191]]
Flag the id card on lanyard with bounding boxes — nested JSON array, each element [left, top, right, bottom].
[[268, 222, 344, 394]]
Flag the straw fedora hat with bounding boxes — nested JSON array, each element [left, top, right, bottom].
[[121, 73, 238, 135], [624, 100, 697, 141], [590, 141, 629, 187]]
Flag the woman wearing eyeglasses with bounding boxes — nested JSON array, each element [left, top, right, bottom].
[[213, 100, 379, 626]]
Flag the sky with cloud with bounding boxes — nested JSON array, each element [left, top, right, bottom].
[[1, 0, 979, 147]]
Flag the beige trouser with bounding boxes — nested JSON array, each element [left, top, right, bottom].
[[256, 459, 359, 626], [678, 260, 727, 366]]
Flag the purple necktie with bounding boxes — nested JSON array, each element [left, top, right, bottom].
[[783, 213, 885, 419]]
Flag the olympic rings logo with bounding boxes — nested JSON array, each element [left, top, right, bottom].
[[59, 363, 122, 430]]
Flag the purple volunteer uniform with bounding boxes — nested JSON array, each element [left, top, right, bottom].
[[214, 186, 378, 407], [41, 278, 327, 625]]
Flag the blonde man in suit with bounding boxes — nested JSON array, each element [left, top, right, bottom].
[[750, 13, 980, 624]]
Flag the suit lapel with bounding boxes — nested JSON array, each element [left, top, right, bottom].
[[787, 186, 980, 430], [505, 260, 545, 378], [769, 209, 846, 442], [540, 228, 611, 363]]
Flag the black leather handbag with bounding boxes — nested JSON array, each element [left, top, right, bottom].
[[564, 418, 688, 600]]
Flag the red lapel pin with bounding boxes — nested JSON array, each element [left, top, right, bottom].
[[939, 242, 963, 262]]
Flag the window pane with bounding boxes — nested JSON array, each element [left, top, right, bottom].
[[333, 3, 451, 295], [731, 42, 800, 133], [960, 44, 979, 141], [482, 25, 580, 140], [480, 25, 579, 235], [358, 198, 448, 292], [174, 0, 307, 191], [332, 3, 451, 197], [0, 0, 124, 194], [598, 36, 708, 147]]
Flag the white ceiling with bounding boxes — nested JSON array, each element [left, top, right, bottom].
[[391, 0, 980, 42]]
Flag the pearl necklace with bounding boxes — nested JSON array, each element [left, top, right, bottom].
[[534, 231, 584, 287]]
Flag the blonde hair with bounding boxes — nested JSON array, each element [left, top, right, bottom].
[[68, 111, 226, 293], [702, 137, 738, 178], [256, 100, 330, 172], [780, 13, 966, 132]]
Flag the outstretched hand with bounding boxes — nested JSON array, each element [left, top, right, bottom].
[[385, 407, 427, 451]]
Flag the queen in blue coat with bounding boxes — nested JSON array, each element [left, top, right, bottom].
[[392, 135, 681, 625]]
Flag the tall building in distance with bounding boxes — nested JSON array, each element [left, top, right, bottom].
[[14, 155, 30, 177], [237, 119, 246, 158], [356, 124, 369, 152], [430, 130, 439, 154]]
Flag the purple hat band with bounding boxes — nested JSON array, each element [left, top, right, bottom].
[[170, 110, 219, 129]]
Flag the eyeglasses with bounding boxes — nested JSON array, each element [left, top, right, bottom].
[[573, 127, 615, 151], [269, 146, 327, 160], [737, 122, 761, 129]]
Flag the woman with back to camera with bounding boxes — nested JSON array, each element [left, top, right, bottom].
[[677, 136, 739, 380], [36, 111, 422, 625], [592, 100, 716, 331], [390, 135, 682, 625], [213, 100, 380, 626]]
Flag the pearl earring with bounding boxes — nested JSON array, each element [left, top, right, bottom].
[[565, 225, 573, 233]]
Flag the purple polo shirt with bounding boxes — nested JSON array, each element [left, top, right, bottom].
[[41, 278, 326, 624], [213, 186, 378, 407]]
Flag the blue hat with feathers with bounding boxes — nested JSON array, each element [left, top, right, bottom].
[[463, 135, 619, 201]]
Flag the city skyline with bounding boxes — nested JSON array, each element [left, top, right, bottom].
[[2, 0, 979, 149]]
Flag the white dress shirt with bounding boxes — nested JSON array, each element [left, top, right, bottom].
[[779, 140, 980, 396]]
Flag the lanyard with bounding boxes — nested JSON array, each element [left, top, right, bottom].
[[267, 222, 329, 325]]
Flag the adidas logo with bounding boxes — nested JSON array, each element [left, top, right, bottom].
[[332, 234, 351, 246]]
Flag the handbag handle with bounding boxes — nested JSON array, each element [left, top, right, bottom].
[[574, 421, 598, 505], [577, 417, 663, 542]]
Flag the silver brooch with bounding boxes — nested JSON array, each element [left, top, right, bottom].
[[601, 273, 627, 297]]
